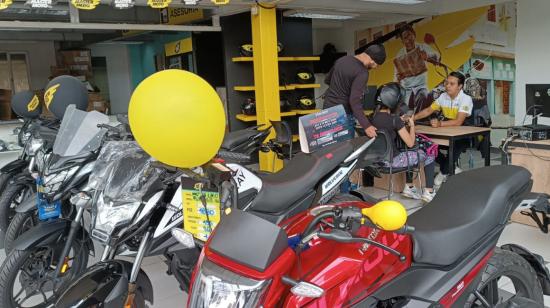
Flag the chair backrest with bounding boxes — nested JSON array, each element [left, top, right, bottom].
[[360, 129, 392, 166]]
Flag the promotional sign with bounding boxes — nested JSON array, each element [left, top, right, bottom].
[[113, 0, 134, 9], [181, 178, 221, 242], [165, 37, 193, 57], [28, 0, 53, 8], [71, 0, 100, 10], [0, 0, 13, 10], [147, 0, 170, 9], [298, 105, 352, 153], [160, 7, 204, 25]]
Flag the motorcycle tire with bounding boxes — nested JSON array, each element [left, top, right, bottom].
[[0, 173, 12, 198], [4, 210, 39, 254], [327, 193, 362, 203], [464, 247, 543, 307], [0, 183, 33, 232], [0, 238, 89, 308]]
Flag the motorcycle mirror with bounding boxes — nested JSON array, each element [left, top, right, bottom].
[[361, 200, 407, 231], [291, 281, 325, 298], [171, 228, 195, 249]]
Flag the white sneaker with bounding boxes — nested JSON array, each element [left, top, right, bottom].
[[455, 167, 463, 174], [421, 189, 436, 203], [434, 173, 448, 186], [402, 185, 421, 200]]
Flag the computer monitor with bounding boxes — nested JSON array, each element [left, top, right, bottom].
[[363, 85, 378, 111], [526, 84, 550, 125]]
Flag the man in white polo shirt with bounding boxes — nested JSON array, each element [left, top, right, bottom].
[[414, 72, 473, 184]]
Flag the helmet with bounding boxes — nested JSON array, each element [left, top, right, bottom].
[[241, 98, 256, 115], [44, 75, 88, 119], [280, 97, 292, 112], [296, 95, 315, 110], [11, 90, 42, 119], [375, 82, 405, 111], [295, 67, 315, 84], [239, 41, 284, 57]]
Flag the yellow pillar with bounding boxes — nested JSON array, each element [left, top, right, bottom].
[[251, 4, 283, 172]]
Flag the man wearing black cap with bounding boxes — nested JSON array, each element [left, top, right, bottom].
[[323, 44, 386, 138]]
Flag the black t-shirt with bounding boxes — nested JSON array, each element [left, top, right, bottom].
[[370, 112, 405, 157], [323, 55, 372, 129]]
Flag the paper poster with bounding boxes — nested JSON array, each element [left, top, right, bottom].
[[298, 105, 352, 153]]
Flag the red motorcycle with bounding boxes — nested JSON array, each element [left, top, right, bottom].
[[175, 165, 550, 307]]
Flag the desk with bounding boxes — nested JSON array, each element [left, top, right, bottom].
[[415, 125, 491, 175], [505, 139, 550, 194]]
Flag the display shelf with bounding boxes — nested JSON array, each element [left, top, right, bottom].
[[236, 111, 297, 122], [293, 109, 320, 115], [292, 135, 299, 142], [234, 84, 320, 92], [232, 56, 320, 62]]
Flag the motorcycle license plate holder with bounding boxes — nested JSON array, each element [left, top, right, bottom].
[[36, 177, 61, 221]]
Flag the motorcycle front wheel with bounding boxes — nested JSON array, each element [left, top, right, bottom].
[[4, 210, 39, 254], [0, 237, 89, 308], [0, 183, 34, 232], [465, 247, 544, 307]]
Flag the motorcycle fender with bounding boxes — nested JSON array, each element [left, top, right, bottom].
[[55, 260, 154, 308], [0, 159, 26, 174], [501, 244, 550, 295], [12, 219, 95, 256], [12, 172, 35, 187], [15, 196, 35, 213]]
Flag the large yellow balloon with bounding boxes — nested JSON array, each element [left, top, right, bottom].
[[129, 70, 225, 168]]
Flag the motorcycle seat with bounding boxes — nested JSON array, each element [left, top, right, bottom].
[[249, 139, 359, 214], [221, 129, 264, 151], [408, 165, 532, 266]]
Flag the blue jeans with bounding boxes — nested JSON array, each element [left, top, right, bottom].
[[340, 114, 358, 193]]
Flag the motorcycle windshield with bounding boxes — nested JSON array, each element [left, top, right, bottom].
[[53, 105, 109, 157], [89, 141, 162, 203]]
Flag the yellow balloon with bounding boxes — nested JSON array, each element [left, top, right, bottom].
[[129, 70, 225, 168], [362, 200, 407, 231]]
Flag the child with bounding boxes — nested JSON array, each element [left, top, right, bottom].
[[370, 82, 437, 203]]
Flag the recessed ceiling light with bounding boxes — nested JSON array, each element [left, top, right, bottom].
[[360, 0, 427, 4]]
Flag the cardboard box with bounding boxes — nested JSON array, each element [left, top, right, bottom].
[[373, 168, 426, 193], [87, 92, 109, 113]]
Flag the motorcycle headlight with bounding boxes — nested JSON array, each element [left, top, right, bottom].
[[25, 138, 43, 156], [42, 166, 79, 195], [189, 258, 270, 308], [93, 196, 141, 237]]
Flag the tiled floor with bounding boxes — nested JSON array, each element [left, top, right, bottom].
[[0, 149, 549, 307]]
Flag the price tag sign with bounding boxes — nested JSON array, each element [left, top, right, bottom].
[[0, 0, 13, 10], [181, 178, 221, 242], [113, 0, 133, 9], [147, 0, 171, 9], [29, 0, 52, 8]]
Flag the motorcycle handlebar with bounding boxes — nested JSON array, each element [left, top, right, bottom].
[[217, 150, 251, 163]]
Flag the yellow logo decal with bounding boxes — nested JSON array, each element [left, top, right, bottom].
[[44, 83, 60, 109], [27, 95, 39, 112], [147, 0, 171, 9], [0, 0, 13, 10]]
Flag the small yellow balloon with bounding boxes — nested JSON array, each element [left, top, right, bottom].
[[129, 70, 226, 168], [362, 200, 407, 231]]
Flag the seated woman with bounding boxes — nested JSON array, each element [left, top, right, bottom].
[[370, 82, 437, 203]]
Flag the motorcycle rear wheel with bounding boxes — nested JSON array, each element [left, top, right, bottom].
[[465, 247, 543, 307]]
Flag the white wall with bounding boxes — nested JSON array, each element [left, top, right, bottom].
[[89, 44, 133, 115], [0, 41, 56, 91], [515, 0, 550, 125]]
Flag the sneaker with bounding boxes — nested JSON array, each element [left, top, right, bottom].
[[402, 185, 421, 200], [434, 173, 448, 186], [455, 167, 463, 174], [421, 189, 436, 203]]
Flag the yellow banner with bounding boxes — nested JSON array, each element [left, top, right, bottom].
[[160, 8, 204, 25], [147, 0, 170, 9], [182, 189, 220, 242], [0, 0, 13, 10], [71, 0, 100, 10], [165, 38, 193, 57]]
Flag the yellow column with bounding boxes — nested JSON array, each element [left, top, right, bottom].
[[251, 4, 283, 172]]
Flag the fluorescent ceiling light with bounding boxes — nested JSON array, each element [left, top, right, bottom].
[[360, 0, 427, 4], [284, 10, 357, 20]]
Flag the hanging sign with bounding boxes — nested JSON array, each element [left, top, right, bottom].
[[71, 0, 100, 10], [0, 0, 13, 10], [160, 8, 204, 25], [165, 37, 193, 57], [147, 0, 170, 9], [28, 0, 53, 8], [113, 0, 133, 9]]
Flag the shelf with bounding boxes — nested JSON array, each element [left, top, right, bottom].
[[234, 84, 320, 92], [232, 56, 320, 62], [292, 135, 299, 142], [236, 111, 297, 122], [293, 109, 320, 115], [364, 110, 374, 116]]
